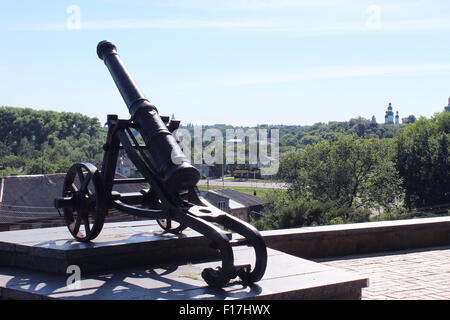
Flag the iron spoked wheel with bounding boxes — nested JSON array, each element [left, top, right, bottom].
[[156, 217, 187, 234], [146, 188, 187, 234], [62, 162, 106, 242]]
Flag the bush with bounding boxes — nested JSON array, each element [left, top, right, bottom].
[[370, 206, 422, 222], [253, 198, 372, 230]]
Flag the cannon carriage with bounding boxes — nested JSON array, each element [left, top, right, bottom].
[[54, 41, 267, 288]]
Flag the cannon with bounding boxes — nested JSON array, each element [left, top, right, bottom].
[[54, 41, 267, 288]]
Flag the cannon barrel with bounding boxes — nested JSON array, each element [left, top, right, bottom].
[[97, 40, 199, 193]]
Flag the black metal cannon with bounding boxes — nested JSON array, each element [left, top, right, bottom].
[[54, 41, 267, 288]]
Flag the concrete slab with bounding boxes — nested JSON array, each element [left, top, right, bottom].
[[0, 221, 368, 300], [0, 220, 224, 274]]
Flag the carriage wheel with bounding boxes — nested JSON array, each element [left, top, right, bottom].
[[156, 217, 187, 234], [62, 162, 106, 242], [144, 188, 187, 234]]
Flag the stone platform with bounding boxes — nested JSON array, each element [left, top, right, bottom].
[[0, 221, 368, 300]]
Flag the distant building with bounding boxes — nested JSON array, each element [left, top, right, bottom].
[[445, 98, 450, 112], [116, 156, 138, 178], [233, 169, 261, 179], [384, 103, 399, 125], [201, 188, 265, 222], [194, 163, 211, 178]]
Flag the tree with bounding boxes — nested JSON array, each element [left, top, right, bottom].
[[402, 115, 416, 124], [395, 112, 449, 208], [299, 135, 320, 146], [278, 134, 403, 210], [0, 106, 107, 175]]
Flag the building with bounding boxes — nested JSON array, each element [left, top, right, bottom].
[[445, 98, 450, 112], [384, 103, 394, 124], [233, 169, 261, 179], [194, 163, 211, 178], [0, 173, 146, 232], [384, 103, 400, 125], [202, 189, 230, 212], [202, 188, 265, 222], [116, 156, 139, 178]]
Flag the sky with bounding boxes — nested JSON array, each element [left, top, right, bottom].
[[0, 0, 449, 126]]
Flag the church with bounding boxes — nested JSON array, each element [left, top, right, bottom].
[[384, 103, 399, 125]]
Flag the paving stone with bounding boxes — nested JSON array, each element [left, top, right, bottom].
[[319, 245, 450, 300]]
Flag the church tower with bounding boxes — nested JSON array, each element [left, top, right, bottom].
[[384, 103, 394, 124], [445, 98, 450, 112]]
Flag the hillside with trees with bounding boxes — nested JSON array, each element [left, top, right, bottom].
[[179, 117, 406, 177], [182, 116, 405, 153], [0, 106, 106, 176]]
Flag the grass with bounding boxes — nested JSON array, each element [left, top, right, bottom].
[[196, 185, 279, 200]]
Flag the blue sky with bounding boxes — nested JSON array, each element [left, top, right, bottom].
[[0, 0, 449, 126]]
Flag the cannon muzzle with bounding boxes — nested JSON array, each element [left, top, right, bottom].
[[97, 40, 199, 193]]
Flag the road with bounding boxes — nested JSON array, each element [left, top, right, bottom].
[[197, 178, 288, 189]]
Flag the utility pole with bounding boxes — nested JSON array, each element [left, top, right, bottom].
[[222, 163, 224, 189], [41, 146, 45, 174]]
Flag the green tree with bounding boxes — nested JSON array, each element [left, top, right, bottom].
[[0, 106, 107, 175], [279, 134, 403, 210], [395, 112, 449, 208], [402, 115, 416, 124], [256, 134, 403, 230]]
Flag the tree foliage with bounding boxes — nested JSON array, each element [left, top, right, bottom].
[[254, 112, 449, 230], [395, 112, 449, 208], [0, 106, 106, 176], [278, 134, 403, 210]]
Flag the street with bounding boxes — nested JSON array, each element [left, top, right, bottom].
[[197, 178, 288, 189]]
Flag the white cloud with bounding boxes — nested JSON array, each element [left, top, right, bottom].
[[16, 15, 450, 35]]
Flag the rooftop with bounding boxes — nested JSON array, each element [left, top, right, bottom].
[[209, 188, 265, 208], [0, 173, 145, 225], [0, 174, 65, 224]]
